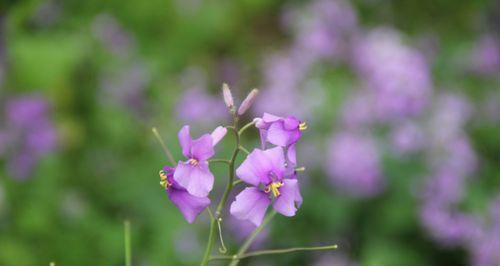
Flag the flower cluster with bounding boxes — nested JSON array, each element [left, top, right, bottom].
[[158, 85, 306, 227], [0, 95, 58, 179]]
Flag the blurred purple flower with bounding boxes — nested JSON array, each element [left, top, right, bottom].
[[160, 166, 210, 223], [326, 132, 383, 197], [173, 125, 226, 197], [230, 147, 303, 226], [470, 35, 500, 75], [100, 63, 150, 117], [390, 122, 425, 154], [470, 198, 500, 266], [353, 28, 432, 121], [176, 87, 228, 126], [227, 214, 269, 249], [1, 95, 58, 180], [340, 91, 376, 129], [91, 14, 134, 57]]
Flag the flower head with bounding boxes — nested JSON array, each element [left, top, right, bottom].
[[230, 147, 302, 226], [255, 113, 306, 164], [173, 125, 227, 197], [160, 166, 210, 223]]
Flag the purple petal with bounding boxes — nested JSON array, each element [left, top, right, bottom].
[[267, 122, 301, 147], [190, 134, 215, 161], [283, 116, 300, 130], [287, 144, 297, 166], [168, 189, 210, 223], [210, 126, 227, 146], [273, 179, 301, 216], [236, 147, 286, 186], [262, 113, 282, 123], [173, 161, 214, 197], [230, 187, 270, 226], [178, 125, 192, 158]]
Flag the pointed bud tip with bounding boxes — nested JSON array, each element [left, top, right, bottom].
[[237, 89, 259, 115], [222, 83, 234, 109]]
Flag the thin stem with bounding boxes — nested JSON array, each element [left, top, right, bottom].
[[229, 210, 277, 266], [208, 158, 231, 164], [238, 146, 250, 155], [152, 127, 176, 165], [238, 120, 256, 135], [200, 116, 240, 266], [215, 120, 240, 218], [209, 244, 338, 261], [124, 220, 132, 266], [232, 179, 243, 186], [200, 218, 216, 266], [216, 218, 228, 254]]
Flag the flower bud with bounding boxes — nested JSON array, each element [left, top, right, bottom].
[[222, 83, 234, 109], [237, 89, 259, 115]]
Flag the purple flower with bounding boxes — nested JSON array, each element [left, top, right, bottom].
[[255, 113, 306, 164], [230, 147, 302, 226], [326, 132, 382, 197], [173, 125, 227, 197], [469, 35, 500, 75], [390, 122, 425, 154], [1, 95, 58, 180], [160, 166, 210, 223], [353, 28, 432, 121], [176, 87, 228, 126]]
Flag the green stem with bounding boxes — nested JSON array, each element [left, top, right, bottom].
[[210, 244, 338, 261], [209, 158, 231, 164], [238, 120, 256, 135], [124, 220, 131, 266], [238, 146, 250, 155], [229, 210, 277, 266], [200, 218, 216, 266], [152, 127, 176, 165], [200, 116, 240, 266]]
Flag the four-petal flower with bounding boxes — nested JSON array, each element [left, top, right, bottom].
[[230, 147, 303, 226]]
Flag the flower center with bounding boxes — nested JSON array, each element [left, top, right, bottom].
[[159, 170, 172, 189], [188, 158, 199, 166], [299, 122, 308, 131], [264, 181, 284, 198]]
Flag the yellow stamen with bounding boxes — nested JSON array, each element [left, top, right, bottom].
[[188, 158, 199, 166], [159, 170, 171, 189], [299, 122, 308, 131], [265, 181, 284, 198]]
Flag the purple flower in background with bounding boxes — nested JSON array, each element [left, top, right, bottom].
[[91, 13, 134, 57], [100, 63, 150, 117], [471, 198, 500, 266], [160, 166, 210, 223], [353, 28, 432, 121], [230, 147, 302, 226], [326, 132, 382, 197], [1, 95, 58, 180], [255, 113, 306, 164], [176, 87, 228, 126], [470, 35, 500, 75], [390, 122, 425, 154], [173, 125, 227, 197], [340, 91, 375, 129]]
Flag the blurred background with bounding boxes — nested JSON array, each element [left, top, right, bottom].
[[0, 0, 499, 265]]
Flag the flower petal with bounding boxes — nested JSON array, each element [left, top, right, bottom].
[[236, 147, 286, 186], [210, 126, 227, 146], [190, 134, 215, 161], [273, 179, 302, 216], [173, 161, 214, 197], [230, 187, 270, 226], [262, 113, 282, 123], [267, 122, 300, 147], [168, 189, 210, 223], [287, 144, 297, 166], [178, 125, 192, 158]]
